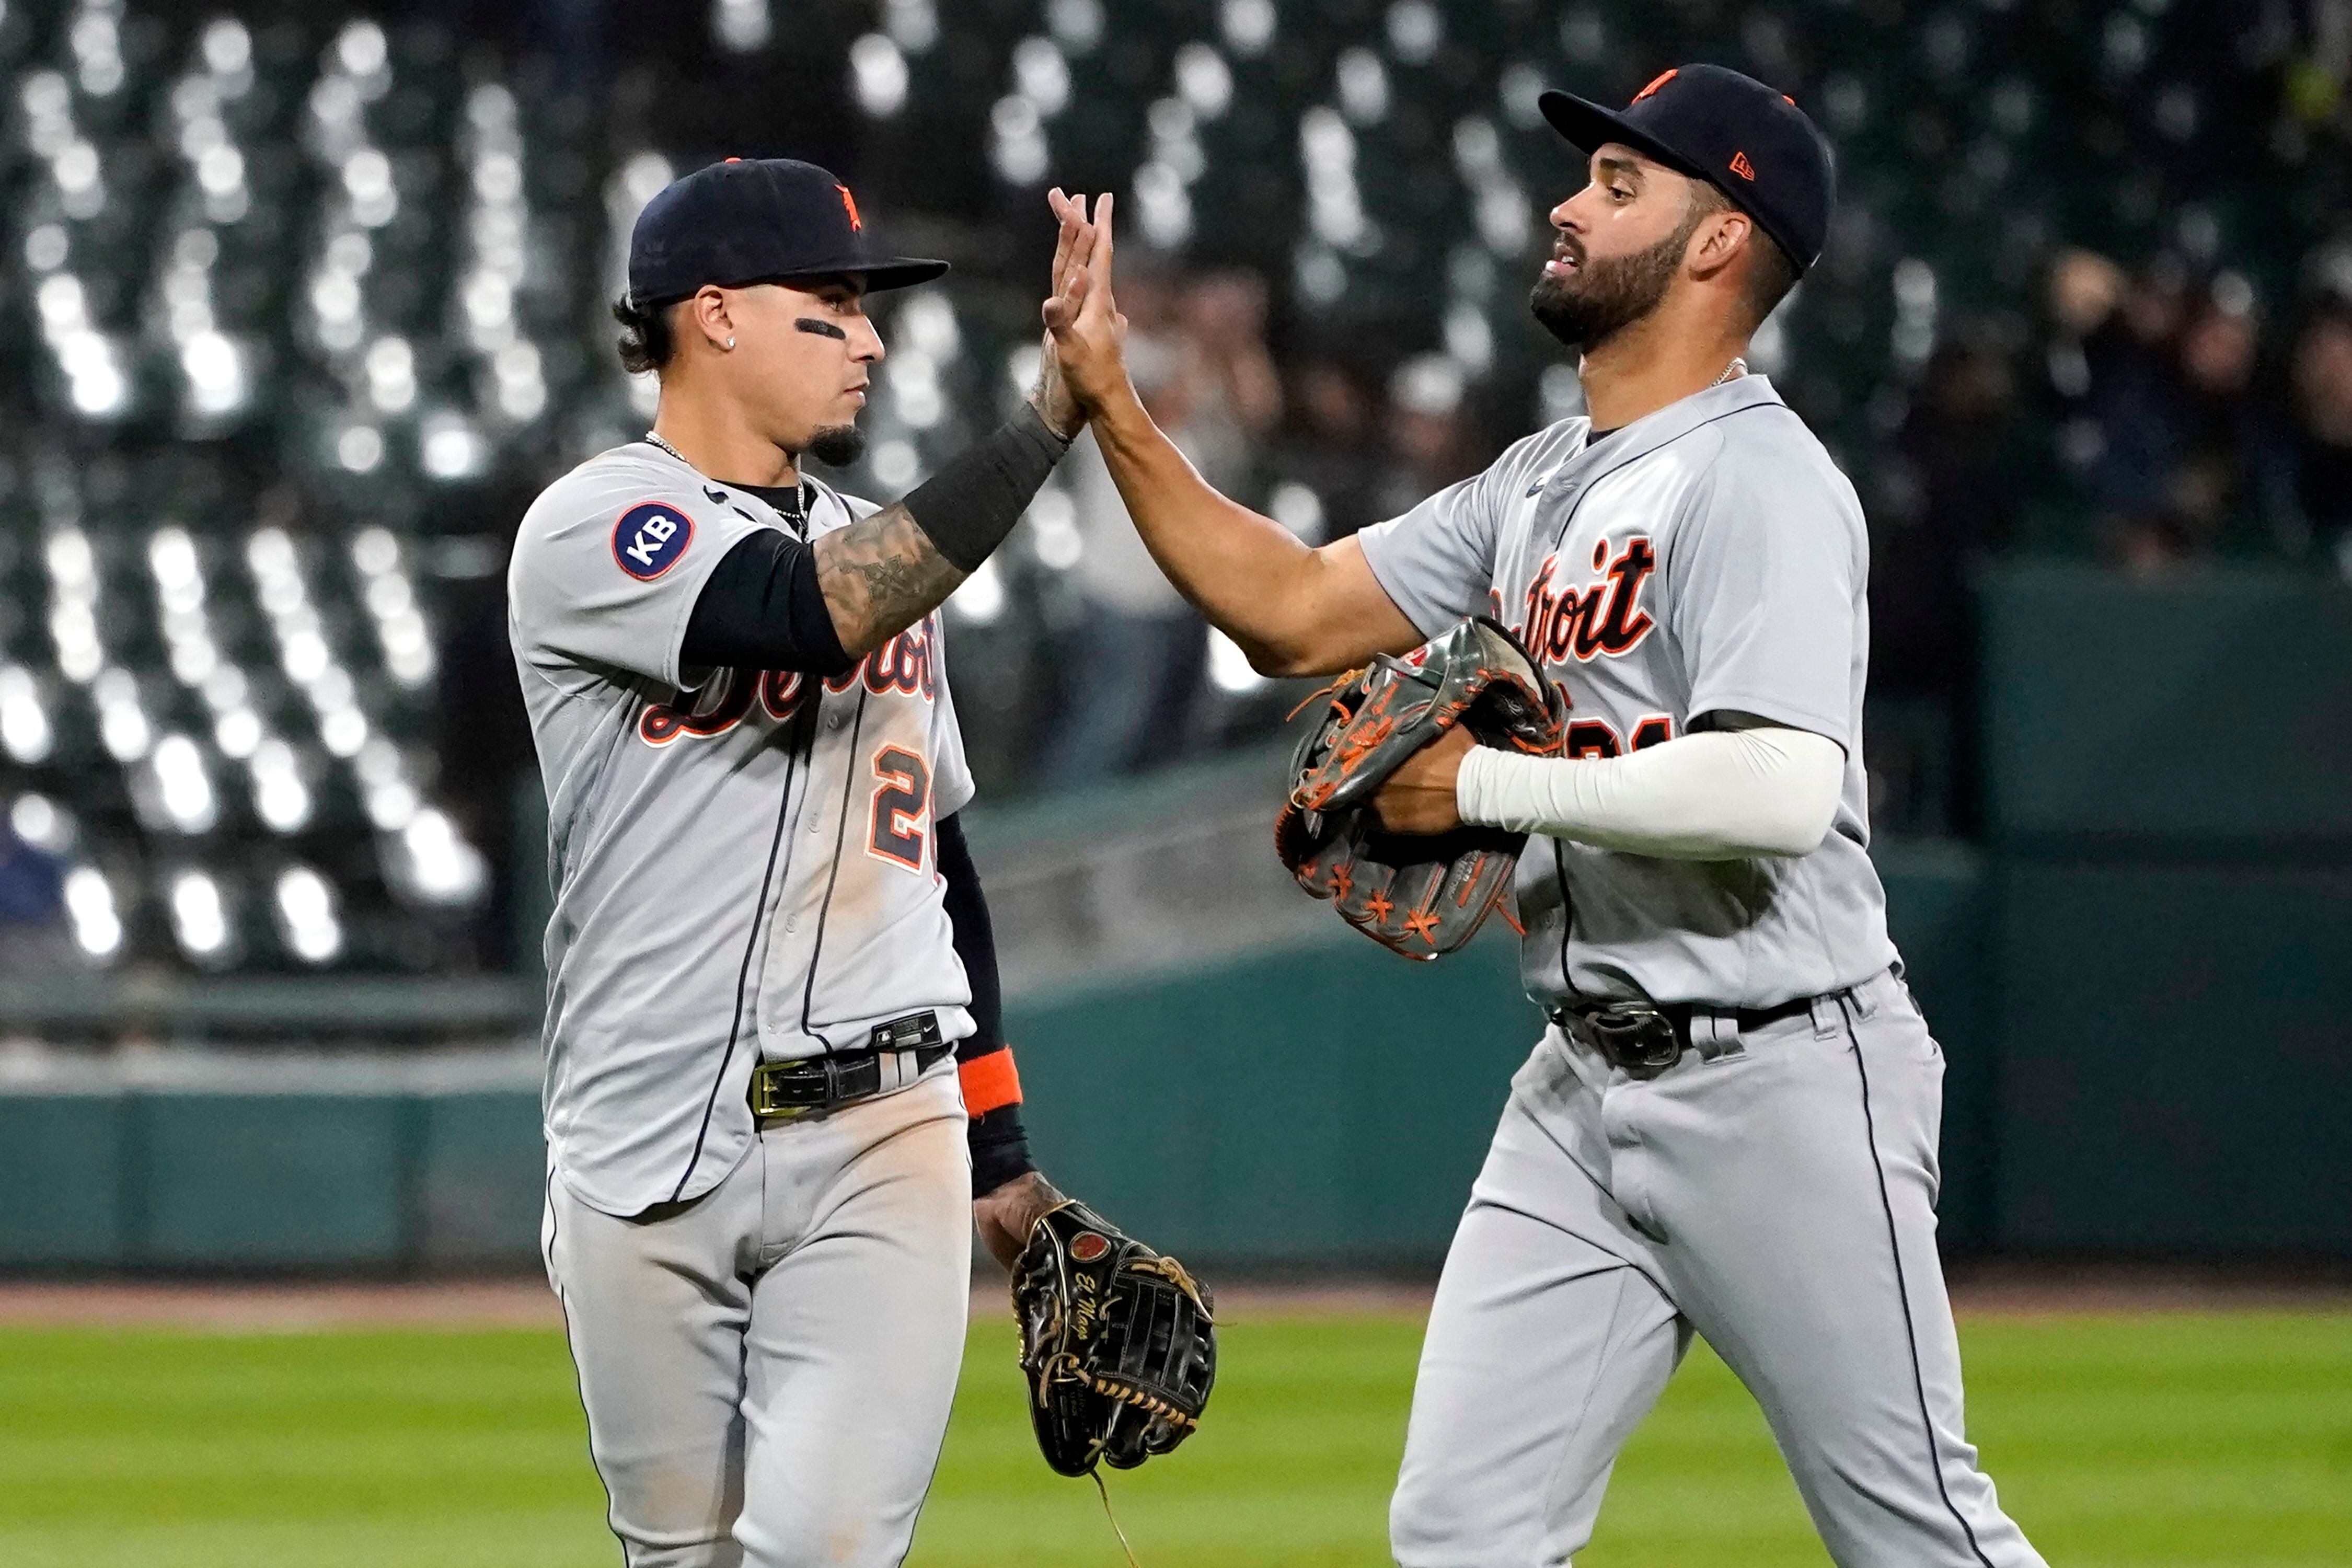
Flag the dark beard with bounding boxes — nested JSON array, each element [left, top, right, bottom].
[[1529, 220, 1693, 351], [804, 424, 867, 467]]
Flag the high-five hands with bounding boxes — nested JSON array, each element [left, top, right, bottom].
[[1041, 189, 1131, 417], [1028, 190, 1099, 439]]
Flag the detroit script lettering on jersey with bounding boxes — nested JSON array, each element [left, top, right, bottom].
[[637, 615, 940, 746], [1514, 535, 1657, 665]]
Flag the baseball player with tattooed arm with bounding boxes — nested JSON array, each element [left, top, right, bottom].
[[503, 158, 1200, 1567], [1046, 67, 2046, 1568]]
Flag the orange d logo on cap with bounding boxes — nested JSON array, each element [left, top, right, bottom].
[[837, 183, 862, 231]]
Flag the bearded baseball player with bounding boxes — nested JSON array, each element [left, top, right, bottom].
[[1045, 67, 2046, 1568], [508, 158, 1099, 1566]]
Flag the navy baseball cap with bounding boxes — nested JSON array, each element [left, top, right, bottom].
[[627, 157, 948, 308], [1538, 65, 1836, 272]]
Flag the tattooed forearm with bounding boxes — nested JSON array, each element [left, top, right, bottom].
[[813, 503, 967, 658]]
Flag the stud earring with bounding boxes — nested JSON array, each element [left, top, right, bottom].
[[725, 336, 736, 350]]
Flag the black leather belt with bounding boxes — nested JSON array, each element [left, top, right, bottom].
[[748, 1011, 951, 1120], [1547, 991, 1827, 1079]]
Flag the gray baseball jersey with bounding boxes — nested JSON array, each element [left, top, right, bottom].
[[509, 443, 976, 1218], [1357, 374, 1895, 1009]]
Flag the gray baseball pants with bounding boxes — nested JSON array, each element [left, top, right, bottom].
[[1391, 969, 2046, 1567], [542, 1061, 971, 1568]]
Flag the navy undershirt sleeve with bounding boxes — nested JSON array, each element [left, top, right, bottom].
[[678, 531, 854, 674], [938, 814, 1004, 1055], [938, 813, 1035, 1195]]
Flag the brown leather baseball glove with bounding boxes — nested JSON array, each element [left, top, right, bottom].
[[1274, 616, 1563, 959]]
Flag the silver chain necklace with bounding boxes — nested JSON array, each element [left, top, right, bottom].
[[647, 429, 812, 535], [1711, 356, 1748, 387]]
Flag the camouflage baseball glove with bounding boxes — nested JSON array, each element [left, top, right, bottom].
[[1274, 616, 1563, 960], [1011, 1199, 1216, 1478]]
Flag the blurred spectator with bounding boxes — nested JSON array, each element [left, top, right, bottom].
[[2045, 250, 2127, 369], [1869, 327, 2022, 834], [1370, 355, 1483, 523], [2134, 281, 2282, 567], [0, 817, 67, 970], [2040, 249, 2124, 507], [1875, 329, 2022, 697], [2089, 283, 2255, 566], [2055, 256, 2196, 564], [2043, 252, 2310, 573], [2264, 304, 2352, 575], [1272, 355, 1385, 540], [1180, 273, 1285, 442], [1037, 270, 1280, 787]]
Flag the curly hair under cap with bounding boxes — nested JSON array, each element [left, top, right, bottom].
[[612, 293, 676, 375]]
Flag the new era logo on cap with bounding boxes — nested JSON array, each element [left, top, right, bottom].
[[1729, 150, 1756, 180]]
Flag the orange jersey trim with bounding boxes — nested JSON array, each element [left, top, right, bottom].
[[959, 1048, 1022, 1116]]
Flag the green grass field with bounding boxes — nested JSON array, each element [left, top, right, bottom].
[[2, 1308, 2347, 1566]]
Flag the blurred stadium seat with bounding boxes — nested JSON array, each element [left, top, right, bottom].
[[0, 0, 2336, 981]]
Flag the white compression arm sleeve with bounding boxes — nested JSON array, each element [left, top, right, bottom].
[[1456, 725, 1847, 860]]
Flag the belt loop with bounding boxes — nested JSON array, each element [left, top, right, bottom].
[[1690, 1011, 1745, 1063], [1807, 993, 1840, 1039]]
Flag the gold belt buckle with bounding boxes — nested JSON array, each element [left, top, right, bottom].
[[748, 1061, 822, 1120]]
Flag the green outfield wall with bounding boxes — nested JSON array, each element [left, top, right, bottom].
[[0, 842, 2057, 1271], [1975, 565, 2352, 1255]]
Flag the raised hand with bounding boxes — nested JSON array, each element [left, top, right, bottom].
[[1041, 189, 1129, 415], [1028, 189, 1097, 439], [1046, 185, 1093, 304]]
